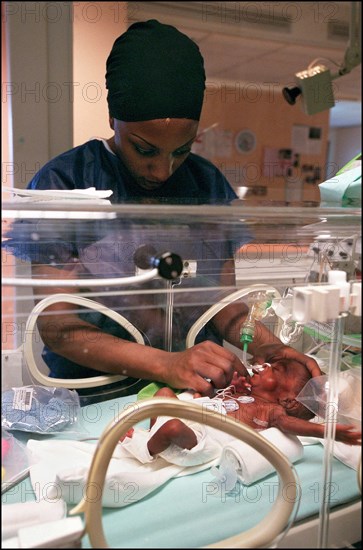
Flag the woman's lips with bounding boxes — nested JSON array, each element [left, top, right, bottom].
[[137, 179, 164, 190]]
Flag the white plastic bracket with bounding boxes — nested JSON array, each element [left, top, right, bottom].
[[292, 281, 362, 322], [292, 285, 340, 323], [350, 281, 362, 317]]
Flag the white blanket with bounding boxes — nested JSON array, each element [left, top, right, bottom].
[[27, 425, 306, 508], [27, 437, 218, 508], [25, 391, 309, 508]]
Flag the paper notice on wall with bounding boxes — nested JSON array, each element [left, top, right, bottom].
[[192, 127, 233, 159], [292, 125, 322, 155]]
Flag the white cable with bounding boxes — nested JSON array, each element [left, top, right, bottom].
[[23, 293, 145, 389], [2, 268, 159, 287], [186, 284, 282, 348], [307, 57, 340, 70]]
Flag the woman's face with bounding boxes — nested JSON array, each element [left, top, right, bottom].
[[108, 118, 199, 190]]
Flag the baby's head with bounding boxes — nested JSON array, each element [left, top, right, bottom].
[[276, 359, 315, 420], [250, 359, 315, 420]]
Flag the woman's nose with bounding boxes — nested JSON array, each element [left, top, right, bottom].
[[149, 157, 174, 182]]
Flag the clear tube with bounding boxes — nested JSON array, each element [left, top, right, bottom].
[[240, 291, 274, 361], [317, 316, 345, 548]]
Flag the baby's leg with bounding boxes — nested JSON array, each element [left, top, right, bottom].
[[150, 387, 179, 428], [148, 387, 197, 455], [147, 418, 198, 456]]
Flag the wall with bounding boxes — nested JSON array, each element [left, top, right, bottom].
[[328, 126, 361, 172], [4, 1, 73, 188], [73, 2, 127, 146], [2, 2, 15, 349], [195, 81, 330, 205], [3, 1, 75, 353]]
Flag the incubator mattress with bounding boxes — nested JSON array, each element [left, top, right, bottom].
[[3, 394, 360, 548]]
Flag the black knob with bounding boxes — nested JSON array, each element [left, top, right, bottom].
[[155, 252, 183, 280], [134, 245, 183, 280]]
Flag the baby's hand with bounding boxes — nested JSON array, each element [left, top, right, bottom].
[[335, 424, 361, 445], [193, 392, 203, 398], [119, 428, 134, 442], [231, 371, 251, 394]]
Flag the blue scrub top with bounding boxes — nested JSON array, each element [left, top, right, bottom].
[[28, 139, 237, 204], [4, 140, 251, 382]]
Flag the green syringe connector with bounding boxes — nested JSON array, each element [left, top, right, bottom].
[[240, 329, 254, 350]]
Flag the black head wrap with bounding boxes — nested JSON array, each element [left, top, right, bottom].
[[106, 19, 206, 122]]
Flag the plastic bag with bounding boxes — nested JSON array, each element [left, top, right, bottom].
[[1, 428, 29, 488], [296, 368, 361, 429], [1, 385, 83, 435]]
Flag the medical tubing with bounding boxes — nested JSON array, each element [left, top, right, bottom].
[[185, 285, 281, 349], [239, 292, 274, 355], [23, 294, 145, 389], [279, 321, 304, 345], [2, 268, 159, 287], [69, 398, 301, 549]]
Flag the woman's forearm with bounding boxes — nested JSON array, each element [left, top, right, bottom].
[[39, 318, 169, 381], [212, 303, 281, 354], [245, 320, 282, 355]]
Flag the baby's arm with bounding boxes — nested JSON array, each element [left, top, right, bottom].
[[270, 408, 361, 445]]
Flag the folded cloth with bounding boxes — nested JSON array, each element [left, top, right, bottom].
[[27, 438, 200, 508], [26, 398, 305, 507], [26, 394, 227, 508], [214, 427, 304, 486], [318, 165, 361, 207], [1, 498, 66, 540], [122, 415, 223, 468]]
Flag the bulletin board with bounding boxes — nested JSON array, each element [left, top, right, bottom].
[[195, 83, 330, 205]]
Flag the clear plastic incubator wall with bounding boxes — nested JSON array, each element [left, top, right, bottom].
[[1, 202, 362, 549]]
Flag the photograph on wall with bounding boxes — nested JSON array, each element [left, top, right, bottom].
[[263, 147, 299, 177], [292, 125, 323, 155]]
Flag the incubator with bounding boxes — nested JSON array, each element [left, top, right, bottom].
[[1, 201, 361, 548]]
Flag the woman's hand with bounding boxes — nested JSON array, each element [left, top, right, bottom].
[[161, 341, 248, 397]]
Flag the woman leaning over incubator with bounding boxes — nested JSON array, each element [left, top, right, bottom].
[[17, 20, 321, 396]]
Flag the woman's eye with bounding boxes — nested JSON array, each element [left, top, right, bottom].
[[134, 145, 157, 156], [173, 148, 191, 157]]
